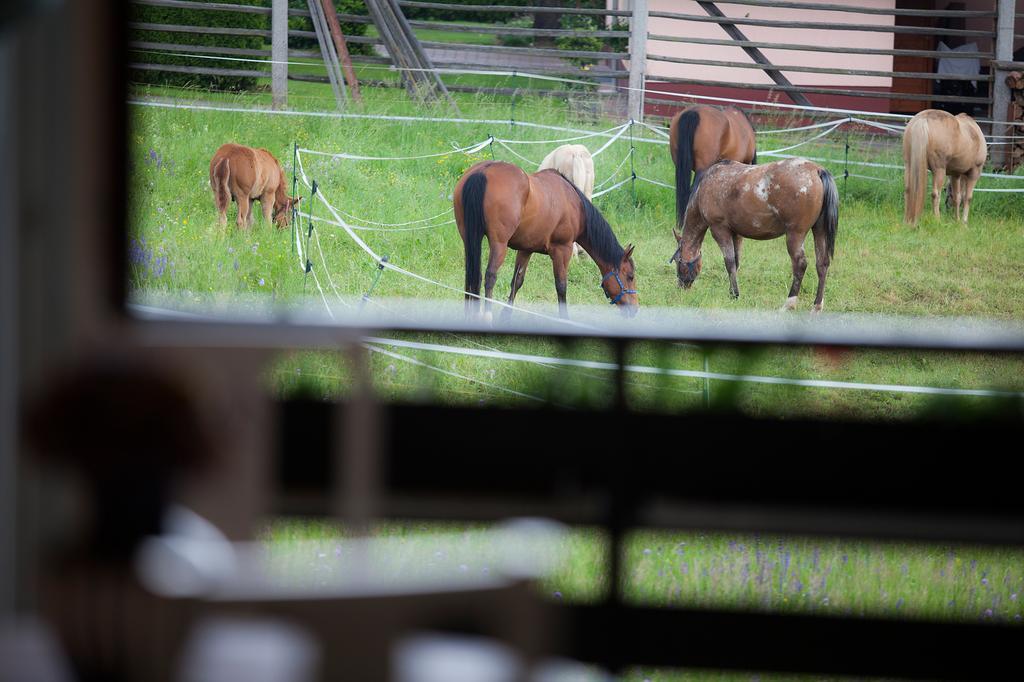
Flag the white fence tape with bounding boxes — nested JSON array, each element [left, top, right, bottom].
[[364, 336, 1024, 400]]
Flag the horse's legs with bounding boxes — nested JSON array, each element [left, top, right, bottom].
[[962, 167, 982, 224], [950, 176, 963, 222], [483, 238, 508, 319], [732, 235, 744, 272], [810, 227, 831, 314], [931, 166, 947, 219], [550, 246, 571, 318], [236, 197, 251, 230], [500, 251, 532, 322], [506, 251, 532, 306], [261, 192, 274, 224], [783, 229, 809, 311], [709, 226, 739, 299]]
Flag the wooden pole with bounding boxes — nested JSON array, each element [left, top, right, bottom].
[[993, 0, 1015, 167], [308, 0, 347, 110], [271, 0, 288, 109], [696, 1, 813, 108], [628, 0, 647, 122], [320, 0, 363, 104]]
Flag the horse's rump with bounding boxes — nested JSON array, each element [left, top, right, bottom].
[[538, 144, 594, 199]]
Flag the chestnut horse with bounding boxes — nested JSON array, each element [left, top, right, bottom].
[[670, 104, 757, 227], [670, 158, 838, 312], [209, 143, 301, 229], [902, 109, 987, 225], [454, 161, 638, 319], [538, 143, 595, 258]]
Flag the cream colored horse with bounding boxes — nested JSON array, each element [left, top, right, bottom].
[[903, 109, 987, 224], [538, 144, 595, 257]]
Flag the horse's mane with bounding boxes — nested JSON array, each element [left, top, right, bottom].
[[553, 171, 626, 265]]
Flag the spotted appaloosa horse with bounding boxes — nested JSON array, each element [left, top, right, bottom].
[[670, 158, 838, 312], [209, 143, 301, 230], [454, 160, 638, 319], [902, 109, 987, 225]]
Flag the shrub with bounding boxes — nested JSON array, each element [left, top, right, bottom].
[[497, 16, 535, 48], [129, 0, 268, 91], [555, 15, 604, 68], [288, 0, 371, 56]]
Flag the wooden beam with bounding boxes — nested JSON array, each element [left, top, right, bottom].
[[696, 1, 813, 107], [628, 0, 647, 122], [320, 0, 362, 103]]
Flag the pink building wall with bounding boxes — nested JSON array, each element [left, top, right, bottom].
[[640, 0, 897, 87]]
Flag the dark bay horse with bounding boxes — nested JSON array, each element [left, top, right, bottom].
[[670, 104, 757, 227], [453, 161, 638, 318], [670, 158, 838, 312]]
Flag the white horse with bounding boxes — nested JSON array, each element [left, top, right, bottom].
[[538, 144, 595, 258]]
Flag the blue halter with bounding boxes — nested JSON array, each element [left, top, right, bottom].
[[602, 269, 637, 305]]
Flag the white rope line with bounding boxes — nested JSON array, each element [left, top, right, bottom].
[[758, 121, 846, 156], [130, 87, 1024, 134], [298, 210, 455, 232], [495, 139, 541, 166], [324, 206, 453, 228], [594, 147, 634, 190], [297, 151, 599, 330], [591, 176, 632, 199], [590, 122, 631, 158], [757, 117, 852, 135], [310, 219, 355, 309], [129, 49, 323, 68], [364, 337, 1024, 399], [299, 137, 492, 161], [636, 175, 674, 190], [364, 343, 550, 404], [128, 100, 664, 145], [636, 120, 671, 139], [391, 65, 597, 88], [764, 151, 1024, 182], [494, 122, 628, 146]]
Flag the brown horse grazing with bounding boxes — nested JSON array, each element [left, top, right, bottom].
[[209, 143, 301, 229], [902, 109, 987, 225], [670, 158, 838, 312], [670, 104, 757, 228], [454, 160, 638, 319]]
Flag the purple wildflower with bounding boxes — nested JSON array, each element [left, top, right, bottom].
[[233, 259, 240, 271], [983, 608, 994, 618], [259, 278, 265, 286]]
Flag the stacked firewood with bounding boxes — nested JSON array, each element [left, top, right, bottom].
[[1003, 71, 1024, 170]]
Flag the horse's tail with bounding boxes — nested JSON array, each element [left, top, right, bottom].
[[461, 171, 488, 305], [816, 168, 839, 260], [211, 155, 231, 212], [903, 118, 929, 224], [674, 109, 700, 227]]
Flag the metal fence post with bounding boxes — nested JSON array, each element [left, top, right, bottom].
[[628, 0, 648, 123], [992, 0, 1015, 167], [272, 0, 288, 110]]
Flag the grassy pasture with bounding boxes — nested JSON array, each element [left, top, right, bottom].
[[129, 84, 1024, 421], [129, 81, 1024, 680]]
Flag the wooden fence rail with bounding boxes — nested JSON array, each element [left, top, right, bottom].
[[648, 11, 992, 38], [647, 33, 994, 61], [649, 76, 991, 105], [646, 53, 994, 83]]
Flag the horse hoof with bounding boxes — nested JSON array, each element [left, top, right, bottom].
[[811, 303, 824, 314], [782, 296, 798, 311]]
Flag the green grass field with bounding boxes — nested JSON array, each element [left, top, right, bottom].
[[129, 81, 1024, 680], [128, 82, 1024, 422]]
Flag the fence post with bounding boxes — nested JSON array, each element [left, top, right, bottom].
[[272, 0, 288, 110], [628, 0, 648, 123], [992, 0, 1015, 167]]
